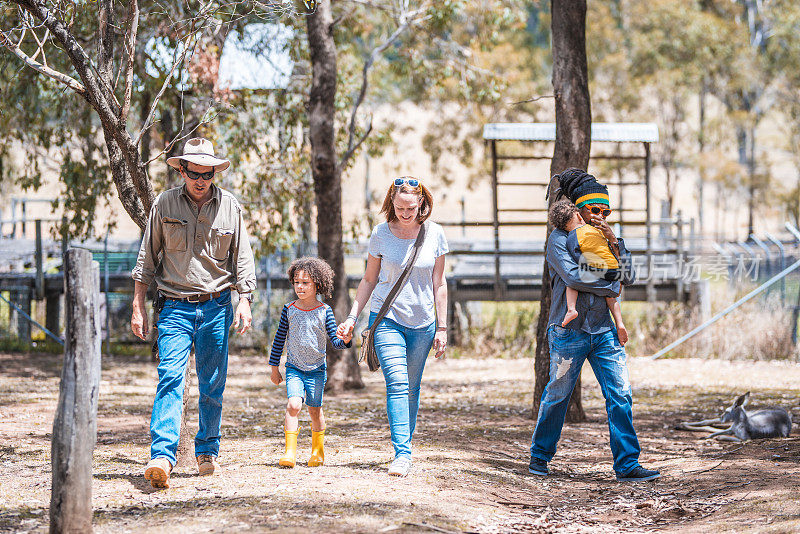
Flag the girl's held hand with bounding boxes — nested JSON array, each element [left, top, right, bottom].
[[433, 329, 447, 359], [337, 318, 355, 340], [270, 367, 283, 385]]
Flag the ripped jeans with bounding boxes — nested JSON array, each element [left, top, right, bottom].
[[530, 324, 641, 475]]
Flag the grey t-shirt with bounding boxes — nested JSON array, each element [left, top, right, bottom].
[[368, 221, 449, 329]]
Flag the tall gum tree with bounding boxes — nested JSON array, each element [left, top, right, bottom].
[[532, 0, 591, 423]]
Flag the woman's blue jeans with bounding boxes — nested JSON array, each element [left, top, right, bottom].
[[530, 325, 641, 475], [369, 312, 435, 459], [150, 292, 233, 465]]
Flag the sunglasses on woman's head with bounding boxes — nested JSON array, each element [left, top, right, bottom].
[[180, 162, 215, 181], [393, 177, 419, 187], [590, 206, 612, 217]]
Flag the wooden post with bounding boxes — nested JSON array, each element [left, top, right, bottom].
[[676, 210, 684, 302], [645, 142, 655, 304], [35, 220, 44, 300], [50, 249, 101, 534], [45, 291, 61, 338], [491, 140, 502, 299], [14, 288, 32, 342]]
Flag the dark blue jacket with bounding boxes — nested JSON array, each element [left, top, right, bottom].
[[546, 228, 636, 334]]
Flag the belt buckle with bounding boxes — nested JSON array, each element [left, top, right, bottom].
[[187, 294, 201, 303]]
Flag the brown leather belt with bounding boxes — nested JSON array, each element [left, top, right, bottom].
[[170, 290, 225, 303]]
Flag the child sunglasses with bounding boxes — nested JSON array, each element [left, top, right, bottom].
[[393, 177, 420, 187]]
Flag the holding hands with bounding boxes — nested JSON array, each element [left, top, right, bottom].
[[337, 317, 356, 344]]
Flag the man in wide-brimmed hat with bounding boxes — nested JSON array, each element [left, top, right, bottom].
[[131, 137, 256, 488]]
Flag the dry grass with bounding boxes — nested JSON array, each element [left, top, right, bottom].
[[625, 285, 798, 360]]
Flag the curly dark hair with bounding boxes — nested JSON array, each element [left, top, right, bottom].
[[548, 199, 579, 231], [287, 257, 335, 299]]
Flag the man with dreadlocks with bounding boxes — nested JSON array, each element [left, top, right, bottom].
[[528, 168, 661, 482]]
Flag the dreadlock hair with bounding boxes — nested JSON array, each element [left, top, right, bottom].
[[548, 199, 579, 231], [287, 257, 335, 300]]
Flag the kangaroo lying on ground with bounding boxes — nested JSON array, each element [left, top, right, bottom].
[[677, 392, 793, 442]]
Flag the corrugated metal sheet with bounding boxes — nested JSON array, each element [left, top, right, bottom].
[[482, 122, 659, 143]]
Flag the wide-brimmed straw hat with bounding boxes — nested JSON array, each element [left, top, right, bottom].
[[166, 138, 231, 172]]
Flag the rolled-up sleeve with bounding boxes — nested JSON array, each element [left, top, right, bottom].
[[232, 204, 257, 294], [547, 230, 620, 298], [617, 238, 636, 286], [131, 201, 162, 286]]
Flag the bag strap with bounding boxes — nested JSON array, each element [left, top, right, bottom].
[[370, 222, 427, 329]]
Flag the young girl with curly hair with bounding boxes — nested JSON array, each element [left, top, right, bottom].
[[269, 257, 352, 468]]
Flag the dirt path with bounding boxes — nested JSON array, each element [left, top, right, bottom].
[[2, 352, 799, 533]]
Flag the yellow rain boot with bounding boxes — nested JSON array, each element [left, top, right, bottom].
[[279, 428, 299, 468], [308, 429, 325, 467]]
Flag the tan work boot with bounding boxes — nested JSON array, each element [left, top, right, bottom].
[[279, 429, 299, 468], [308, 429, 325, 467], [197, 454, 220, 476], [144, 457, 172, 488]]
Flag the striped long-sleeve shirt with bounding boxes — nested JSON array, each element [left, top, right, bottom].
[[269, 301, 351, 371]]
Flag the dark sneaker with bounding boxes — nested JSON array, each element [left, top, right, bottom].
[[528, 457, 549, 476], [616, 465, 660, 481]]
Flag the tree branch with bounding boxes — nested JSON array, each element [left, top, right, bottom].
[[340, 8, 427, 167], [0, 27, 86, 95], [510, 94, 555, 105], [134, 31, 197, 147], [97, 0, 114, 88], [341, 114, 372, 168], [120, 0, 139, 120], [145, 106, 220, 166]]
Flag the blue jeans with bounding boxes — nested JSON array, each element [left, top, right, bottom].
[[285, 364, 327, 407], [151, 291, 233, 465], [530, 325, 641, 475], [369, 312, 435, 459]]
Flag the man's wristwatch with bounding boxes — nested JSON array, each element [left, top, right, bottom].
[[240, 292, 254, 303]]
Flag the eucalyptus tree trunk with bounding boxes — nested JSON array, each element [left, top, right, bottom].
[[306, 1, 363, 391], [532, 0, 591, 423]]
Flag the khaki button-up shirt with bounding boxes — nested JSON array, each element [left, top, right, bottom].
[[131, 184, 257, 299]]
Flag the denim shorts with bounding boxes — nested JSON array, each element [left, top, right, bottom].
[[285, 364, 326, 407]]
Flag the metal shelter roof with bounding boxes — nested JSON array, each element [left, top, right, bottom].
[[483, 122, 659, 143]]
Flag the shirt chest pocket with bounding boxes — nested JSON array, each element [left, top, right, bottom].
[[162, 217, 188, 252], [209, 227, 234, 260]]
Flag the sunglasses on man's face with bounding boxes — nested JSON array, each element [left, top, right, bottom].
[[590, 206, 612, 217], [393, 177, 419, 187], [181, 164, 215, 181]]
